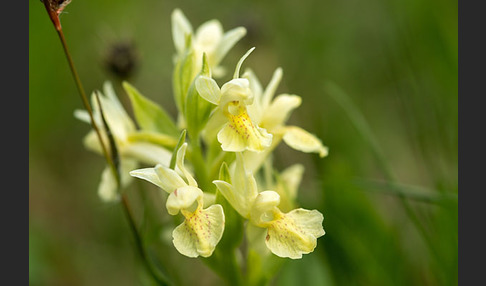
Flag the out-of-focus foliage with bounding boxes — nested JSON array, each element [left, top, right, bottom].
[[29, 0, 457, 285]]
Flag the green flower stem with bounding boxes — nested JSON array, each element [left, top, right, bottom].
[[189, 136, 211, 192], [41, 5, 170, 284], [203, 248, 243, 286], [121, 194, 173, 286], [209, 150, 233, 182], [41, 4, 118, 184]]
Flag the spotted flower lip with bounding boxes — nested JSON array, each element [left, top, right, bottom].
[[69, 6, 328, 266], [213, 154, 325, 259], [129, 143, 225, 258], [249, 190, 325, 259], [172, 202, 225, 257], [217, 101, 273, 152], [168, 186, 225, 258], [263, 206, 325, 259]]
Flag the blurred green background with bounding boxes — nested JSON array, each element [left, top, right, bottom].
[[29, 0, 457, 285]]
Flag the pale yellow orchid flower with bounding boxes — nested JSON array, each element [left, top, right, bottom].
[[171, 8, 246, 78], [242, 68, 329, 172], [196, 48, 273, 152], [213, 154, 324, 259], [74, 81, 172, 202], [129, 143, 225, 258], [250, 191, 325, 259]]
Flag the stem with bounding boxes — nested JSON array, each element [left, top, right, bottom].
[[41, 5, 168, 284], [189, 136, 210, 191], [55, 28, 117, 177], [121, 194, 173, 286], [203, 248, 243, 286]]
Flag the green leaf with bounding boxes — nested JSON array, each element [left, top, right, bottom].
[[276, 254, 333, 286], [172, 35, 194, 114], [246, 248, 285, 286], [201, 52, 211, 77], [184, 76, 213, 139], [169, 129, 187, 170], [354, 178, 458, 204], [218, 162, 232, 184], [127, 131, 179, 150], [123, 81, 179, 137]]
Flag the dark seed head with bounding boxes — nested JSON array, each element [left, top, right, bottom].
[[104, 40, 139, 81], [40, 0, 72, 30], [41, 0, 72, 14]]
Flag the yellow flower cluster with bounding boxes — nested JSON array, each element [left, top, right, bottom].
[[76, 8, 327, 262]]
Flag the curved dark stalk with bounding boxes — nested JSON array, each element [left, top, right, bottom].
[[40, 2, 171, 284], [121, 194, 173, 286], [41, 0, 117, 181]]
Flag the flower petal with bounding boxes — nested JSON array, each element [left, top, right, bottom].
[[122, 142, 172, 166], [166, 186, 202, 215], [233, 47, 255, 79], [176, 143, 197, 187], [129, 164, 186, 193], [172, 9, 193, 55], [73, 109, 90, 124], [242, 68, 264, 124], [265, 208, 325, 259], [98, 166, 120, 202], [81, 130, 105, 155], [261, 68, 283, 110], [250, 191, 281, 226], [172, 204, 225, 258], [201, 106, 226, 142], [195, 75, 221, 105], [220, 78, 253, 105], [275, 164, 304, 212], [241, 134, 282, 174], [98, 159, 137, 202], [217, 103, 272, 152], [213, 27, 247, 66], [214, 176, 256, 218], [213, 180, 243, 215], [94, 83, 136, 142], [129, 167, 164, 190], [203, 192, 216, 208], [261, 94, 301, 131], [195, 19, 223, 57], [280, 164, 304, 199], [214, 153, 258, 218], [283, 126, 329, 157]]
